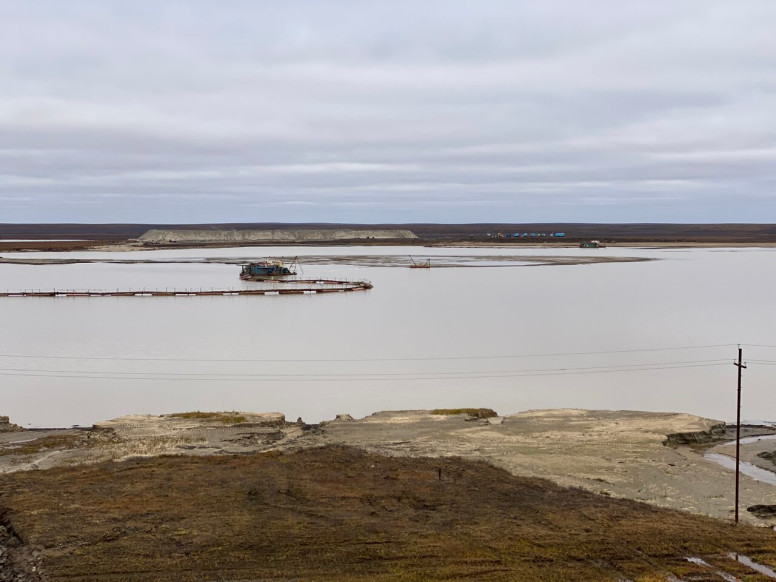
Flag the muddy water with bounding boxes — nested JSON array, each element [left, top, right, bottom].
[[703, 452, 776, 486], [1, 245, 776, 427]]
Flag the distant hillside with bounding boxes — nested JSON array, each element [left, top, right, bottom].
[[138, 228, 417, 243], [2, 222, 776, 243]]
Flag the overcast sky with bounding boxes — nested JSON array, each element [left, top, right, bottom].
[[1, 1, 775, 224]]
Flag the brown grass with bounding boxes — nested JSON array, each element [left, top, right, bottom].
[[168, 411, 248, 423], [1, 446, 775, 580], [0, 433, 84, 457], [432, 408, 498, 419]]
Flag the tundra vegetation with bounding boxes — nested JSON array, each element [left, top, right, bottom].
[[1, 446, 775, 580]]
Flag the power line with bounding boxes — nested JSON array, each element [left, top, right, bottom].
[[0, 343, 738, 364], [0, 361, 730, 382], [0, 359, 729, 378]]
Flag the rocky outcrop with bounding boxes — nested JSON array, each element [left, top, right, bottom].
[[748, 504, 776, 518], [0, 417, 22, 432], [664, 422, 727, 446], [139, 229, 418, 244]]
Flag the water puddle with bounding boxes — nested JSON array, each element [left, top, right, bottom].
[[684, 557, 736, 582], [683, 554, 776, 580], [728, 553, 776, 578], [727, 434, 776, 446], [704, 452, 776, 486]]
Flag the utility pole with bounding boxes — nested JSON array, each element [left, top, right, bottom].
[[734, 346, 747, 524]]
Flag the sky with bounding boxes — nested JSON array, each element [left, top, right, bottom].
[[1, 1, 775, 224]]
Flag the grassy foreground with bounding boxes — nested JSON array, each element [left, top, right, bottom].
[[1, 445, 775, 581]]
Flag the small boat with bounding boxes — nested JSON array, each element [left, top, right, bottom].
[[240, 259, 297, 280], [409, 256, 431, 269]]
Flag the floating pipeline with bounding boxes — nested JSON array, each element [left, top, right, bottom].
[[0, 279, 373, 298]]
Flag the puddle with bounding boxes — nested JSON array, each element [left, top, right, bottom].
[[685, 557, 736, 582], [726, 434, 776, 446], [704, 452, 776, 486], [685, 554, 776, 581], [728, 553, 776, 579]]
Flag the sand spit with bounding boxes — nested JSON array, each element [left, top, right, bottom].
[[0, 253, 651, 267], [1, 408, 775, 526]]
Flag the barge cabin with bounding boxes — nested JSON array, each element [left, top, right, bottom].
[[240, 259, 296, 280]]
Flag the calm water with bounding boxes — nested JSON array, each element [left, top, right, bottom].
[[1, 245, 775, 427]]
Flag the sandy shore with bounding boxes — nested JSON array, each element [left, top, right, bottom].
[[2, 408, 774, 527], [4, 239, 776, 255]]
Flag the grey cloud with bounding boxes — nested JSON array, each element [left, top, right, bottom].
[[1, 1, 775, 222]]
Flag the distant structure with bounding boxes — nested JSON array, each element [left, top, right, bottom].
[[485, 231, 568, 239], [139, 229, 418, 244]]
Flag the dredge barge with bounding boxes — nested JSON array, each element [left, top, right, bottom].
[[240, 259, 296, 280]]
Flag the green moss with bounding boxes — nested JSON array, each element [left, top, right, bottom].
[[432, 408, 498, 419]]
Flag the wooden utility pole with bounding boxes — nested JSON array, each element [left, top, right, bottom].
[[734, 346, 747, 524]]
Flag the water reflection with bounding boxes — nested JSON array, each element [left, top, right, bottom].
[[703, 452, 776, 486], [1, 246, 775, 427]]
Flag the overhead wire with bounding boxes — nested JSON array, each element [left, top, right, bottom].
[[0, 343, 756, 383], [0, 360, 731, 382], [0, 358, 729, 378], [0, 343, 739, 364]]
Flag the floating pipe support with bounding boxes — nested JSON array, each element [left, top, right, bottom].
[[0, 279, 373, 298]]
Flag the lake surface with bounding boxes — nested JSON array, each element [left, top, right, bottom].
[[1, 245, 775, 427]]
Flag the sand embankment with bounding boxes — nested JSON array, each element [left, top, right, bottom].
[[138, 228, 418, 244]]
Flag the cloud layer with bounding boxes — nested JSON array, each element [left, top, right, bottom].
[[2, 1, 775, 223]]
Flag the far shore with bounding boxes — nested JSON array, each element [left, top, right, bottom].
[[3, 239, 776, 254]]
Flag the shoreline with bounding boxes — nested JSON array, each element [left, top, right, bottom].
[[3, 408, 776, 580], [3, 239, 776, 253], [3, 408, 775, 526], [0, 254, 652, 268]]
